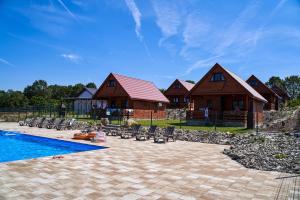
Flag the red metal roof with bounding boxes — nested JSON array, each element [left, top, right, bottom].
[[178, 80, 195, 91], [112, 73, 169, 103]]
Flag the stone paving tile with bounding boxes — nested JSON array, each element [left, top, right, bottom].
[[0, 122, 288, 200]]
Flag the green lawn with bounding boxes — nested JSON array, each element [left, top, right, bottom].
[[77, 118, 251, 134]]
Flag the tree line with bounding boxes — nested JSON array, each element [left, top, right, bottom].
[[0, 75, 299, 109], [0, 80, 97, 108]]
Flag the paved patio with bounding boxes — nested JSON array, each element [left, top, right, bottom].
[[0, 122, 286, 200]]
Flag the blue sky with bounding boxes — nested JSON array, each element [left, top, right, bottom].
[[0, 0, 299, 91]]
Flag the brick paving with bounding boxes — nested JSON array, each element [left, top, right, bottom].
[[0, 122, 286, 200]]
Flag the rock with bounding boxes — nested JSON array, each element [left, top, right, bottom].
[[223, 132, 300, 174], [100, 118, 109, 126], [125, 119, 138, 127]]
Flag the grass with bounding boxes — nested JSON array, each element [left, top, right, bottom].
[[75, 118, 251, 133], [115, 119, 251, 134]]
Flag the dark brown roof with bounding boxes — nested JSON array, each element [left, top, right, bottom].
[[246, 75, 280, 98], [189, 63, 268, 103]]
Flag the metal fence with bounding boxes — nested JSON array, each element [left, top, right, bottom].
[[0, 104, 93, 122]]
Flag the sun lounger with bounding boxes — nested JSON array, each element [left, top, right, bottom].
[[19, 118, 34, 126], [47, 118, 63, 129], [121, 125, 141, 139], [56, 119, 70, 130], [28, 117, 44, 127], [36, 117, 47, 128]]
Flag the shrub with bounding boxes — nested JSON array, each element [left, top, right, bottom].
[[274, 153, 287, 159], [287, 98, 300, 108]]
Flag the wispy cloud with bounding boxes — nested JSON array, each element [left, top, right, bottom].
[[213, 0, 260, 55], [56, 0, 77, 20], [151, 0, 182, 44], [124, 0, 151, 57], [184, 55, 222, 76], [61, 53, 82, 63], [0, 58, 14, 67], [124, 0, 142, 40], [14, 1, 92, 36], [251, 0, 288, 47]]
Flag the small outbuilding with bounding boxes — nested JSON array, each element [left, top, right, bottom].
[[93, 73, 169, 119], [187, 63, 268, 128], [164, 79, 195, 108], [72, 87, 104, 115], [246, 75, 280, 110]]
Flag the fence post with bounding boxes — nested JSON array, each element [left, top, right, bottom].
[[150, 110, 153, 126], [214, 111, 217, 131], [18, 110, 20, 122]]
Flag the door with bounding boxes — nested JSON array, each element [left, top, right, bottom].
[[247, 98, 254, 128]]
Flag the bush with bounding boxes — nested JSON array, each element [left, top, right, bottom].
[[287, 98, 300, 108], [274, 153, 287, 159]]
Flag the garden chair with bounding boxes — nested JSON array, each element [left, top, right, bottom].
[[136, 125, 157, 141], [121, 124, 141, 139], [147, 125, 157, 139], [154, 126, 176, 143]]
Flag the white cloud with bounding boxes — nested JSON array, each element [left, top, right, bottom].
[[124, 0, 142, 40], [0, 58, 14, 67], [151, 0, 182, 41], [61, 53, 82, 63]]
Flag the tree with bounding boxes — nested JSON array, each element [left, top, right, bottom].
[[71, 83, 85, 97], [0, 90, 28, 108], [266, 76, 284, 89], [24, 80, 49, 99], [284, 75, 300, 99], [159, 88, 166, 93], [185, 80, 195, 84], [86, 82, 97, 88]]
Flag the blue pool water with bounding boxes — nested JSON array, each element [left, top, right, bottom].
[[0, 130, 106, 163]]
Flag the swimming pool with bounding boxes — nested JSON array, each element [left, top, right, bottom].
[[0, 130, 106, 163]]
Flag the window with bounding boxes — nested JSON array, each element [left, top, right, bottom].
[[248, 80, 258, 87], [173, 97, 179, 103], [232, 100, 244, 110], [110, 100, 116, 108], [174, 83, 181, 89], [122, 100, 129, 108], [184, 97, 189, 103], [108, 80, 116, 87], [207, 100, 213, 109], [210, 73, 225, 82]]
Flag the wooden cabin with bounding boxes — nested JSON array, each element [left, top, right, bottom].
[[246, 75, 280, 110], [187, 63, 268, 128], [93, 73, 169, 119], [271, 85, 290, 106], [164, 79, 195, 109]]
